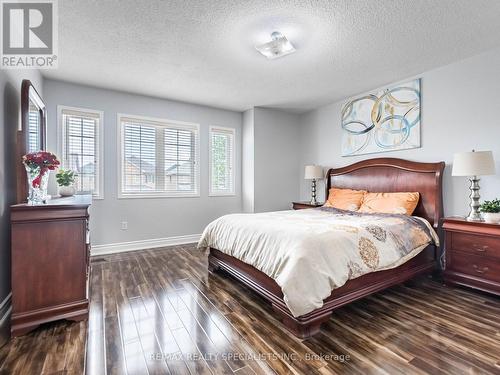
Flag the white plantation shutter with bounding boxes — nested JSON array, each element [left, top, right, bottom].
[[119, 115, 199, 197], [28, 102, 41, 152], [122, 122, 157, 193], [164, 127, 198, 194], [60, 107, 103, 198], [209, 126, 235, 196]]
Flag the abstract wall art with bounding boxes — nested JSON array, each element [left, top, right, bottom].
[[341, 79, 421, 156]]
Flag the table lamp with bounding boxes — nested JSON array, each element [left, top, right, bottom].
[[304, 165, 323, 205], [452, 150, 495, 221]]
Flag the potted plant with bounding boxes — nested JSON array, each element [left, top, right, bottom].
[[479, 199, 500, 223], [56, 169, 77, 197]]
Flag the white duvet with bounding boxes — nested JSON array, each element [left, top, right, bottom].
[[198, 207, 439, 317]]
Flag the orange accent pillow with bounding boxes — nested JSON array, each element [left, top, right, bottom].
[[358, 192, 420, 215], [324, 188, 367, 211]]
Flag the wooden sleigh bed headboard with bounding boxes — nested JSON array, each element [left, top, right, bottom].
[[325, 158, 445, 228]]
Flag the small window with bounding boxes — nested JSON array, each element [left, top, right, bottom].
[[59, 106, 104, 198], [209, 126, 235, 196], [118, 114, 200, 198]]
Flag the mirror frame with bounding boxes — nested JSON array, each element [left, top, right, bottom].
[[17, 79, 47, 203]]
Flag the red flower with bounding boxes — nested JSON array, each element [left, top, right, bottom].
[[23, 151, 60, 188]]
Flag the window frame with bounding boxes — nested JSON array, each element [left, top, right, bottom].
[[117, 113, 200, 199], [58, 105, 104, 199], [209, 125, 236, 197]]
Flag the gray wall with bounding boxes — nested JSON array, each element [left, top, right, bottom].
[[242, 109, 254, 213], [43, 79, 243, 246], [253, 108, 301, 213], [0, 69, 43, 345], [241, 107, 301, 213], [298, 47, 500, 217]]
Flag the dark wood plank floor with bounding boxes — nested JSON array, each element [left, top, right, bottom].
[[0, 244, 499, 374]]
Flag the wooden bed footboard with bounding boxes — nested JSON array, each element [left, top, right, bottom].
[[209, 245, 437, 339]]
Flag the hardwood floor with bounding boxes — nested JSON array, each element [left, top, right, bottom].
[[0, 243, 499, 374]]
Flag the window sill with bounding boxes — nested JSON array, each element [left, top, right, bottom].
[[118, 193, 201, 199], [208, 192, 236, 197], [71, 193, 103, 200]]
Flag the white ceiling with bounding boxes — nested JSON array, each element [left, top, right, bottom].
[[43, 0, 500, 113]]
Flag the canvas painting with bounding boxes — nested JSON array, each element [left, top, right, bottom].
[[341, 79, 421, 156]]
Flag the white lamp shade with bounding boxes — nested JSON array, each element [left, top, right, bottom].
[[304, 165, 323, 180], [452, 151, 495, 176]]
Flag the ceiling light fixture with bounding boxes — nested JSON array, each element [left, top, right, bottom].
[[255, 31, 296, 59]]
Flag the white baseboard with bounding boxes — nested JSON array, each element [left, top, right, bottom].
[[91, 233, 201, 256]]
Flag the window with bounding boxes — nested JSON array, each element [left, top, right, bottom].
[[118, 114, 199, 198], [59, 106, 104, 198], [209, 126, 235, 196], [28, 102, 41, 152]]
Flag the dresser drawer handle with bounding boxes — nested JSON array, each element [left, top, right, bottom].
[[472, 265, 489, 274], [472, 244, 488, 252]]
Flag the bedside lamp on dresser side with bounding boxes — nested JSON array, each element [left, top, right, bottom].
[[304, 165, 324, 205], [451, 150, 495, 222]]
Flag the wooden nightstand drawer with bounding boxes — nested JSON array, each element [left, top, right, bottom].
[[443, 217, 500, 296], [292, 201, 323, 210], [451, 232, 500, 259], [448, 251, 500, 284]]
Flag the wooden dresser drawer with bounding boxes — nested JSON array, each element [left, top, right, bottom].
[[448, 251, 500, 283], [451, 232, 500, 259], [10, 196, 92, 337]]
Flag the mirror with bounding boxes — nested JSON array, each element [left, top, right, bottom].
[[17, 80, 47, 203]]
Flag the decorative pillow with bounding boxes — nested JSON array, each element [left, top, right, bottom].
[[358, 192, 420, 215], [324, 188, 367, 211]]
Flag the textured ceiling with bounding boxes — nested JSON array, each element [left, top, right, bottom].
[[43, 0, 500, 113]]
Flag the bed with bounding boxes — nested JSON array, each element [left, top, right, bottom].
[[201, 158, 444, 338]]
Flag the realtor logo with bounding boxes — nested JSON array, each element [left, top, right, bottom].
[[1, 0, 58, 69]]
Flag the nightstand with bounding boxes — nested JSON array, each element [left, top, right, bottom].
[[442, 217, 500, 296], [292, 201, 323, 210]]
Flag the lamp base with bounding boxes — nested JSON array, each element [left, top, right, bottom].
[[310, 179, 318, 205], [466, 214, 484, 222], [466, 176, 483, 222]]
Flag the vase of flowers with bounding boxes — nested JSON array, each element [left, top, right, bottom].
[[56, 169, 77, 197], [23, 151, 60, 205], [479, 199, 500, 223]]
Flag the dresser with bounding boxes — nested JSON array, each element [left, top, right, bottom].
[[442, 217, 500, 296], [292, 201, 323, 210], [10, 195, 92, 336]]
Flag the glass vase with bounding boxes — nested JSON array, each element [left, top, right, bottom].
[[25, 165, 50, 205]]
